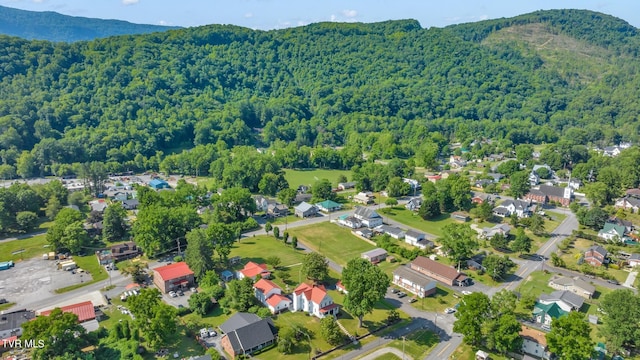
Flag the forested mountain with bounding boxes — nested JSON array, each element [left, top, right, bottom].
[[0, 5, 180, 42], [1, 9, 639, 177]]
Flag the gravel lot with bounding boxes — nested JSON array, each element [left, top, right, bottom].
[[0, 258, 90, 306]]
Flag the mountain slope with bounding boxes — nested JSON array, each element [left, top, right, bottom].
[[0, 9, 639, 171], [0, 5, 180, 42]]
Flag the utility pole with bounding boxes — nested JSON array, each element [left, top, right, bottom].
[[176, 238, 182, 256], [402, 336, 406, 360]]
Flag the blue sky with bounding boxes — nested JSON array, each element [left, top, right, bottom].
[[2, 0, 639, 29]]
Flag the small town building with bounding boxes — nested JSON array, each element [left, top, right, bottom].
[[337, 182, 356, 191], [253, 278, 291, 314], [584, 245, 608, 267], [548, 276, 595, 299], [377, 225, 405, 239], [219, 313, 277, 358], [393, 266, 437, 298], [111, 242, 140, 262], [148, 179, 170, 190], [629, 253, 640, 267], [292, 283, 339, 318], [353, 207, 383, 228], [410, 256, 470, 287], [493, 199, 533, 218], [294, 202, 318, 218], [533, 301, 568, 325], [405, 197, 422, 211], [237, 261, 270, 280], [520, 326, 551, 360], [598, 223, 626, 242], [353, 192, 375, 204], [525, 185, 572, 207], [538, 290, 585, 311], [152, 262, 195, 293], [316, 200, 342, 212], [0, 310, 35, 339], [450, 212, 470, 222], [361, 248, 388, 264]]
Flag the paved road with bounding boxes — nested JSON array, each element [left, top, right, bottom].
[[356, 347, 411, 360]]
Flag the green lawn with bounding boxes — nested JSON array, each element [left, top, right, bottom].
[[0, 233, 49, 262], [283, 169, 351, 188], [386, 330, 439, 359], [379, 208, 455, 237], [54, 254, 109, 293], [0, 302, 15, 311], [288, 222, 376, 267], [450, 342, 510, 360], [406, 285, 460, 313], [270, 214, 302, 226], [374, 353, 402, 360], [515, 270, 553, 300]]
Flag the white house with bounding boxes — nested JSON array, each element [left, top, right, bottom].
[[480, 224, 511, 239], [405, 197, 422, 211], [339, 216, 361, 229], [393, 266, 437, 298], [629, 253, 640, 267], [353, 206, 383, 228], [405, 230, 426, 246], [377, 225, 405, 239], [614, 196, 640, 213], [520, 326, 551, 360], [292, 283, 339, 318], [493, 199, 533, 218], [253, 278, 291, 314], [254, 196, 270, 212], [353, 192, 375, 204], [598, 223, 626, 242]]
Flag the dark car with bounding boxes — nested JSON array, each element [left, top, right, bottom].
[[397, 292, 407, 298], [0, 298, 7, 304], [607, 279, 619, 285], [177, 289, 184, 296], [390, 288, 398, 294]]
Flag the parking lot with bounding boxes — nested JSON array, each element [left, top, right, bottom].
[[161, 287, 194, 308], [0, 258, 90, 306]]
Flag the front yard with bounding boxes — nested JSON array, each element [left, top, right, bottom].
[[379, 208, 454, 237]]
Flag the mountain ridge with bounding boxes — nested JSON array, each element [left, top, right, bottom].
[[0, 5, 181, 42]]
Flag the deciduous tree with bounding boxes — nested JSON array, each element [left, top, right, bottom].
[[102, 202, 128, 243], [438, 223, 478, 267], [320, 316, 344, 346], [599, 289, 640, 352], [546, 312, 594, 360], [184, 228, 215, 279], [301, 252, 329, 283], [342, 258, 390, 327], [21, 308, 87, 360], [453, 292, 491, 346]]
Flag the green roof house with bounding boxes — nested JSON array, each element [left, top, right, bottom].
[[598, 223, 626, 242], [315, 200, 342, 213], [533, 301, 568, 326]]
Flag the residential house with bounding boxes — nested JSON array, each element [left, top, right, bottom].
[[405, 230, 426, 246], [355, 228, 374, 239], [603, 146, 622, 157], [451, 212, 470, 222], [316, 200, 342, 212], [353, 206, 383, 228], [153, 262, 195, 293], [607, 217, 634, 233], [353, 192, 375, 205], [336, 280, 348, 294], [538, 290, 585, 311], [628, 253, 640, 267], [237, 262, 271, 280], [148, 179, 170, 190], [525, 185, 572, 207], [111, 242, 140, 261], [253, 278, 291, 314], [267, 203, 289, 218], [254, 196, 270, 212], [584, 246, 608, 267], [533, 301, 568, 326], [480, 224, 511, 239], [377, 225, 405, 239], [112, 192, 128, 201], [529, 172, 540, 186], [449, 155, 467, 168], [625, 188, 640, 197], [614, 196, 640, 213], [0, 310, 35, 339], [219, 313, 277, 358], [568, 179, 582, 190], [471, 192, 493, 205], [548, 276, 595, 299], [121, 199, 139, 210], [493, 199, 533, 218], [403, 178, 421, 191], [487, 173, 504, 183], [520, 326, 552, 360], [410, 256, 470, 287], [294, 202, 318, 218], [474, 179, 493, 189], [405, 197, 423, 211], [425, 174, 442, 183], [393, 266, 437, 298], [89, 199, 108, 213], [293, 193, 312, 204], [338, 182, 356, 191], [292, 283, 339, 318], [338, 215, 361, 229], [361, 248, 388, 264], [598, 223, 626, 242]]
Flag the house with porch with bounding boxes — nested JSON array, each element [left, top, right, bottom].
[[614, 196, 640, 213], [533, 301, 568, 326], [316, 200, 342, 212], [598, 223, 626, 242], [493, 199, 533, 218], [292, 283, 339, 318], [353, 192, 375, 204], [480, 224, 511, 239], [253, 278, 291, 314], [548, 276, 595, 299], [538, 290, 585, 312], [353, 206, 383, 228], [405, 197, 423, 211], [237, 261, 271, 280]]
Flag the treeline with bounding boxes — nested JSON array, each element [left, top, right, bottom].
[[1, 10, 640, 177]]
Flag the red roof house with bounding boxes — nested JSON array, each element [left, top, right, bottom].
[[152, 262, 195, 293], [336, 280, 348, 294], [292, 283, 339, 318], [265, 293, 292, 314], [41, 301, 96, 323], [237, 261, 270, 280]]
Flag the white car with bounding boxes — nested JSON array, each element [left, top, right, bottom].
[[461, 290, 472, 296], [169, 291, 177, 298], [444, 308, 456, 314]]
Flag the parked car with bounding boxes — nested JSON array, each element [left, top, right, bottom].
[[177, 289, 184, 296], [190, 287, 197, 293], [607, 279, 619, 285], [461, 290, 472, 295], [397, 292, 407, 298], [390, 288, 398, 294], [408, 298, 417, 303], [585, 274, 595, 279], [207, 328, 217, 337], [444, 308, 456, 314], [0, 298, 7, 304], [169, 291, 177, 298]]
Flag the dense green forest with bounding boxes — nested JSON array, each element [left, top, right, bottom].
[[0, 9, 639, 178], [0, 5, 179, 42]]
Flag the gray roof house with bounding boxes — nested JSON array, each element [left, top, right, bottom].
[[481, 224, 511, 239], [405, 197, 423, 211], [377, 225, 405, 239], [538, 290, 585, 312], [219, 312, 262, 334], [220, 313, 277, 357], [294, 202, 318, 218], [353, 206, 383, 228], [0, 310, 36, 339], [361, 248, 388, 263], [548, 276, 595, 299]]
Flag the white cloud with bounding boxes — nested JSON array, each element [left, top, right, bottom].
[[32, 0, 45, 3], [158, 20, 167, 25], [341, 9, 357, 18], [244, 12, 253, 18], [122, 0, 139, 5], [330, 14, 337, 22]]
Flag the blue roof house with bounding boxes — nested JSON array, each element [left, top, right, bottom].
[[149, 179, 170, 190]]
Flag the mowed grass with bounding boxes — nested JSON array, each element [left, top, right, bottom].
[[231, 235, 306, 268], [387, 329, 439, 359], [379, 208, 455, 237], [288, 222, 376, 266], [0, 233, 49, 262], [450, 342, 510, 360], [374, 353, 402, 360], [283, 169, 351, 188], [515, 270, 553, 300]]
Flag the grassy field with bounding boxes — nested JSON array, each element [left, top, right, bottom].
[[379, 208, 455, 237], [288, 222, 376, 267], [405, 285, 460, 313], [450, 342, 510, 360], [515, 270, 553, 300], [0, 302, 15, 311], [283, 169, 352, 188], [374, 353, 402, 360], [386, 330, 439, 359], [54, 254, 109, 293], [0, 233, 49, 262]]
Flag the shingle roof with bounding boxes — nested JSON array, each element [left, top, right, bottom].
[[219, 312, 261, 334], [354, 206, 381, 219], [539, 290, 585, 310], [253, 279, 281, 295], [294, 283, 328, 304], [405, 229, 425, 239], [225, 318, 276, 354], [393, 266, 437, 289], [587, 245, 608, 257], [153, 262, 194, 281], [411, 256, 464, 282], [266, 294, 291, 307], [600, 223, 626, 237], [362, 248, 387, 259], [549, 276, 595, 295], [295, 201, 316, 212]]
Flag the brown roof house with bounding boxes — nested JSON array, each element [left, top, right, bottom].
[[111, 242, 140, 262], [584, 245, 608, 267], [410, 256, 470, 287]]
